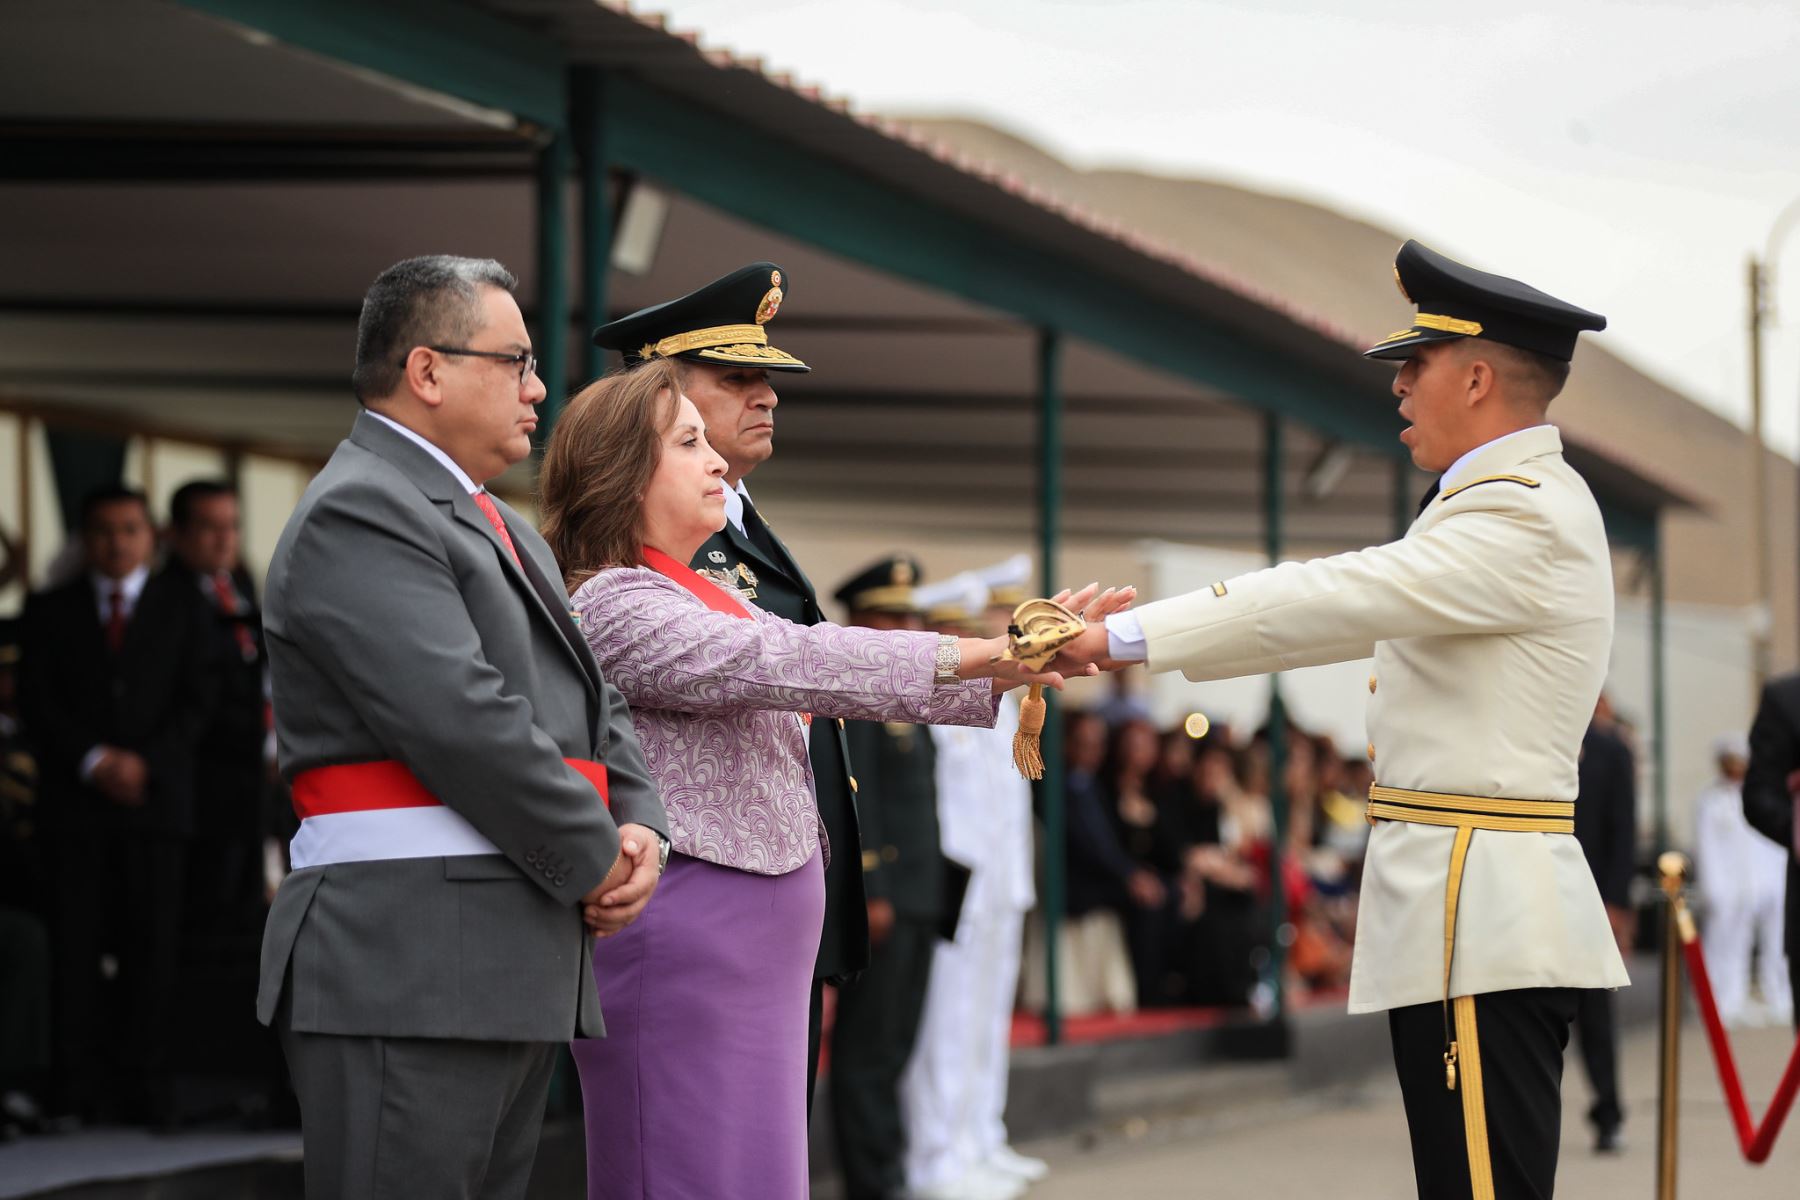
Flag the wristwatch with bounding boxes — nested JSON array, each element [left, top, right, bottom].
[[933, 634, 961, 685]]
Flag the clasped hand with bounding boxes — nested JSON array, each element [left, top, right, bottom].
[[975, 582, 1137, 692], [581, 823, 662, 937]]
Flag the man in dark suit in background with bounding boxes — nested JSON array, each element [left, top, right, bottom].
[[1572, 697, 1638, 1152], [166, 479, 269, 934], [591, 262, 873, 1111], [1745, 671, 1800, 1031], [19, 486, 216, 1122]]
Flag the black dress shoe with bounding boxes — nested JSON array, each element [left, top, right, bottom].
[[1593, 1125, 1625, 1154]]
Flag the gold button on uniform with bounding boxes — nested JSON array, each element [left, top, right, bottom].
[[848, 776, 859, 794], [1367, 743, 1377, 763], [1369, 674, 1378, 694]]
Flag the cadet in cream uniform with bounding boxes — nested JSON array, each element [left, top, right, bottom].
[[1076, 241, 1630, 1200]]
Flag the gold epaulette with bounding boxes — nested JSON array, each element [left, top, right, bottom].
[[1438, 474, 1540, 502]]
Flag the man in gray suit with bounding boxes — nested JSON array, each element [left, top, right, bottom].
[[257, 256, 668, 1199]]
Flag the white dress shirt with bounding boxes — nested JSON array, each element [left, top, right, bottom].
[[1103, 425, 1558, 662], [81, 563, 152, 780], [720, 480, 754, 536], [367, 410, 481, 496], [90, 564, 150, 626]]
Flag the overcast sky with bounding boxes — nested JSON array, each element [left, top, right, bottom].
[[658, 0, 1800, 456]]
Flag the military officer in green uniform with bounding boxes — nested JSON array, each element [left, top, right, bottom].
[[827, 556, 964, 1200], [591, 263, 870, 1112]]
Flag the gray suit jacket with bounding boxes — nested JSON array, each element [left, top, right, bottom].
[[256, 412, 666, 1041]]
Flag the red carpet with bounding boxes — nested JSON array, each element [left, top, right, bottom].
[[1009, 986, 1349, 1048]]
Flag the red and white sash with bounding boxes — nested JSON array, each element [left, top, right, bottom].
[[288, 753, 609, 870]]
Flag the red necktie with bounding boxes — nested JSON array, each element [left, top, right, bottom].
[[105, 585, 127, 653], [212, 572, 258, 661], [472, 490, 522, 569]]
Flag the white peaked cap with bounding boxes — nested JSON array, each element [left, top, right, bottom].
[[972, 553, 1033, 593], [914, 571, 989, 616]]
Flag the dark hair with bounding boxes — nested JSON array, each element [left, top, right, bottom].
[[1102, 716, 1161, 786], [169, 479, 237, 530], [539, 359, 685, 592], [1464, 340, 1571, 405], [79, 485, 149, 529], [352, 256, 518, 402]]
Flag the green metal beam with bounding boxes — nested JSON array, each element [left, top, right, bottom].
[[1036, 327, 1067, 1047], [1394, 455, 1415, 539], [1262, 414, 1290, 1023], [535, 121, 573, 441], [1598, 500, 1659, 555], [177, 0, 567, 130], [574, 69, 615, 385], [602, 77, 1399, 452]]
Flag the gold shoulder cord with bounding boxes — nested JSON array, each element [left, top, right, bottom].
[[1437, 474, 1541, 502]]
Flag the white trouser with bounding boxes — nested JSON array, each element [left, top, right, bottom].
[[901, 906, 1027, 1190], [1705, 887, 1793, 1020]]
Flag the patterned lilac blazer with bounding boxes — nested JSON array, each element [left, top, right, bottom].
[[573, 565, 997, 876]]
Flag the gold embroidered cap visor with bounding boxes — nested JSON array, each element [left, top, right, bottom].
[[638, 324, 809, 371], [1363, 239, 1606, 363], [833, 554, 925, 616], [591, 260, 811, 373]]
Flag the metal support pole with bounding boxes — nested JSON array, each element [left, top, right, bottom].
[[1035, 327, 1066, 1046], [534, 118, 572, 443], [1650, 538, 1670, 855], [1656, 851, 1689, 1200], [1263, 413, 1289, 1021], [574, 68, 613, 385], [17, 416, 32, 591], [1393, 454, 1414, 540], [1748, 257, 1771, 687]]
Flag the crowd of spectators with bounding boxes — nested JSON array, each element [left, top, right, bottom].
[[0, 481, 284, 1138], [1029, 686, 1376, 1019]]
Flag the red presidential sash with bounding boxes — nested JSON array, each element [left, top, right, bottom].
[[642, 545, 755, 619], [642, 545, 810, 726]]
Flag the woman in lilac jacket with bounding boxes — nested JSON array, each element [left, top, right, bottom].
[[538, 359, 1125, 1199]]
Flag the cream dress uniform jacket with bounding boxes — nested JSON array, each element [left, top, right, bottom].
[[1131, 425, 1629, 1013]]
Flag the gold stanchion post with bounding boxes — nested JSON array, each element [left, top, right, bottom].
[[1657, 851, 1689, 1200]]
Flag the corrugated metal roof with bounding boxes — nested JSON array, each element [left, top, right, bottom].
[[474, 0, 1696, 513]]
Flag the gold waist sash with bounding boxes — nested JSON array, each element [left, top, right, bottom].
[[1364, 784, 1574, 1099]]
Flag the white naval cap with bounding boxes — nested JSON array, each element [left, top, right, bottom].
[[914, 572, 990, 622], [1712, 731, 1750, 761], [972, 553, 1033, 607]]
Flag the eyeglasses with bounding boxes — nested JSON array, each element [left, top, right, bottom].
[[404, 346, 539, 384]]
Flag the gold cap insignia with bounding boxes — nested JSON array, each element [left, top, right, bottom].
[[893, 560, 915, 585], [771, 269, 782, 287], [755, 287, 783, 326], [1393, 265, 1412, 303]]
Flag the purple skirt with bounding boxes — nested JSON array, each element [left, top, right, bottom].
[[571, 849, 824, 1199]]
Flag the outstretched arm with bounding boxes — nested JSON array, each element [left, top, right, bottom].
[[579, 568, 999, 727]]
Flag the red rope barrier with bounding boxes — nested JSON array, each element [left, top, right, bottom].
[[1678, 916, 1800, 1163]]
